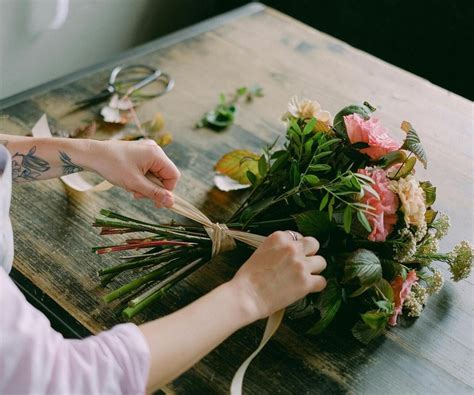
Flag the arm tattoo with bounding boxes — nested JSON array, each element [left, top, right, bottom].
[[12, 146, 50, 181], [59, 151, 83, 175]]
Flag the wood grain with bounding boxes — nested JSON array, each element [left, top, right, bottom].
[[1, 4, 472, 394]]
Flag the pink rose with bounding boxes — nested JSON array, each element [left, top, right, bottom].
[[389, 270, 418, 326], [358, 167, 399, 242], [344, 114, 399, 159]]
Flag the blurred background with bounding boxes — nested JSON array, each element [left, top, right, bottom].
[[0, 0, 472, 100]]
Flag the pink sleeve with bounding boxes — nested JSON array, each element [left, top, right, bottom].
[[0, 268, 150, 394]]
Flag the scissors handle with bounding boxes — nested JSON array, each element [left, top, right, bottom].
[[125, 69, 162, 97]]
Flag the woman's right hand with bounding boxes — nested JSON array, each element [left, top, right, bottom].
[[229, 231, 327, 323]]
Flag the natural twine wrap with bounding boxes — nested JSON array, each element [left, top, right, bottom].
[[33, 114, 285, 395]]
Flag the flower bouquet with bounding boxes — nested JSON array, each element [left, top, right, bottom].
[[93, 97, 472, 343]]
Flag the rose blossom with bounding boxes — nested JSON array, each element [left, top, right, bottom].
[[389, 270, 418, 326], [390, 175, 426, 228], [344, 114, 399, 159], [358, 167, 399, 242], [282, 96, 332, 131]]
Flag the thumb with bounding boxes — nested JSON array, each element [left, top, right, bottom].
[[132, 176, 174, 208]]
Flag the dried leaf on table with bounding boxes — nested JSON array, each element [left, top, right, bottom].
[[214, 149, 260, 185]]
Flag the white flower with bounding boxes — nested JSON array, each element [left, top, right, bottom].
[[427, 269, 444, 295], [281, 96, 332, 126], [100, 106, 123, 123], [432, 213, 451, 240], [109, 94, 133, 110], [390, 175, 426, 228], [100, 94, 133, 123]]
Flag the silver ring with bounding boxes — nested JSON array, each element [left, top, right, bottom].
[[288, 230, 298, 241]]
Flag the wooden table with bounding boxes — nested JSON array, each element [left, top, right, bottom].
[[1, 3, 473, 393]]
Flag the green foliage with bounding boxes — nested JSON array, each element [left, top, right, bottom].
[[307, 279, 342, 335], [293, 210, 333, 239], [420, 181, 436, 206], [196, 85, 263, 130], [343, 249, 383, 297], [401, 121, 427, 168]]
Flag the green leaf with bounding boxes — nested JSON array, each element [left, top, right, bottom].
[[352, 320, 385, 344], [375, 278, 394, 303], [333, 103, 375, 138], [379, 150, 407, 168], [425, 208, 438, 224], [304, 139, 314, 156], [343, 249, 382, 297], [350, 176, 362, 191], [420, 181, 436, 206], [292, 194, 306, 208], [236, 87, 247, 96], [246, 170, 257, 186], [356, 210, 372, 232], [258, 155, 267, 177], [293, 210, 332, 239], [290, 161, 301, 187], [360, 310, 389, 331], [401, 121, 427, 169], [375, 300, 393, 312], [270, 151, 289, 173], [309, 164, 332, 172], [303, 117, 317, 135], [391, 156, 416, 180], [304, 174, 320, 186], [307, 279, 342, 335], [319, 193, 329, 211], [314, 151, 333, 161], [290, 119, 302, 135], [343, 205, 353, 233], [317, 138, 341, 150], [328, 196, 335, 220]]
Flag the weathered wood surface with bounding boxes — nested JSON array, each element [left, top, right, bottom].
[[1, 3, 473, 394]]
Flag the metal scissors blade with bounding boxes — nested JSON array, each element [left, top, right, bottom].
[[74, 87, 114, 106]]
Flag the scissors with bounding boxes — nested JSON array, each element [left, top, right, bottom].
[[75, 64, 174, 107]]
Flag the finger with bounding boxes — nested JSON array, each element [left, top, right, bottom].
[[149, 147, 181, 191], [133, 191, 146, 199], [309, 275, 327, 292], [306, 255, 327, 274], [300, 236, 320, 256], [285, 230, 303, 241], [132, 176, 174, 207]]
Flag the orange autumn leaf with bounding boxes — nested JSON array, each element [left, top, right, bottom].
[[214, 149, 260, 184]]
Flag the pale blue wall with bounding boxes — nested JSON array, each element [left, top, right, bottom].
[[0, 0, 166, 99]]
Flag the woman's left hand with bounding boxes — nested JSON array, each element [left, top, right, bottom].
[[89, 139, 180, 207]]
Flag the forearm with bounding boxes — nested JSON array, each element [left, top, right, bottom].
[[139, 280, 256, 392], [0, 135, 96, 182]]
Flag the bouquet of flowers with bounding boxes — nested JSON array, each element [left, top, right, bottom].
[[93, 97, 472, 343]]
